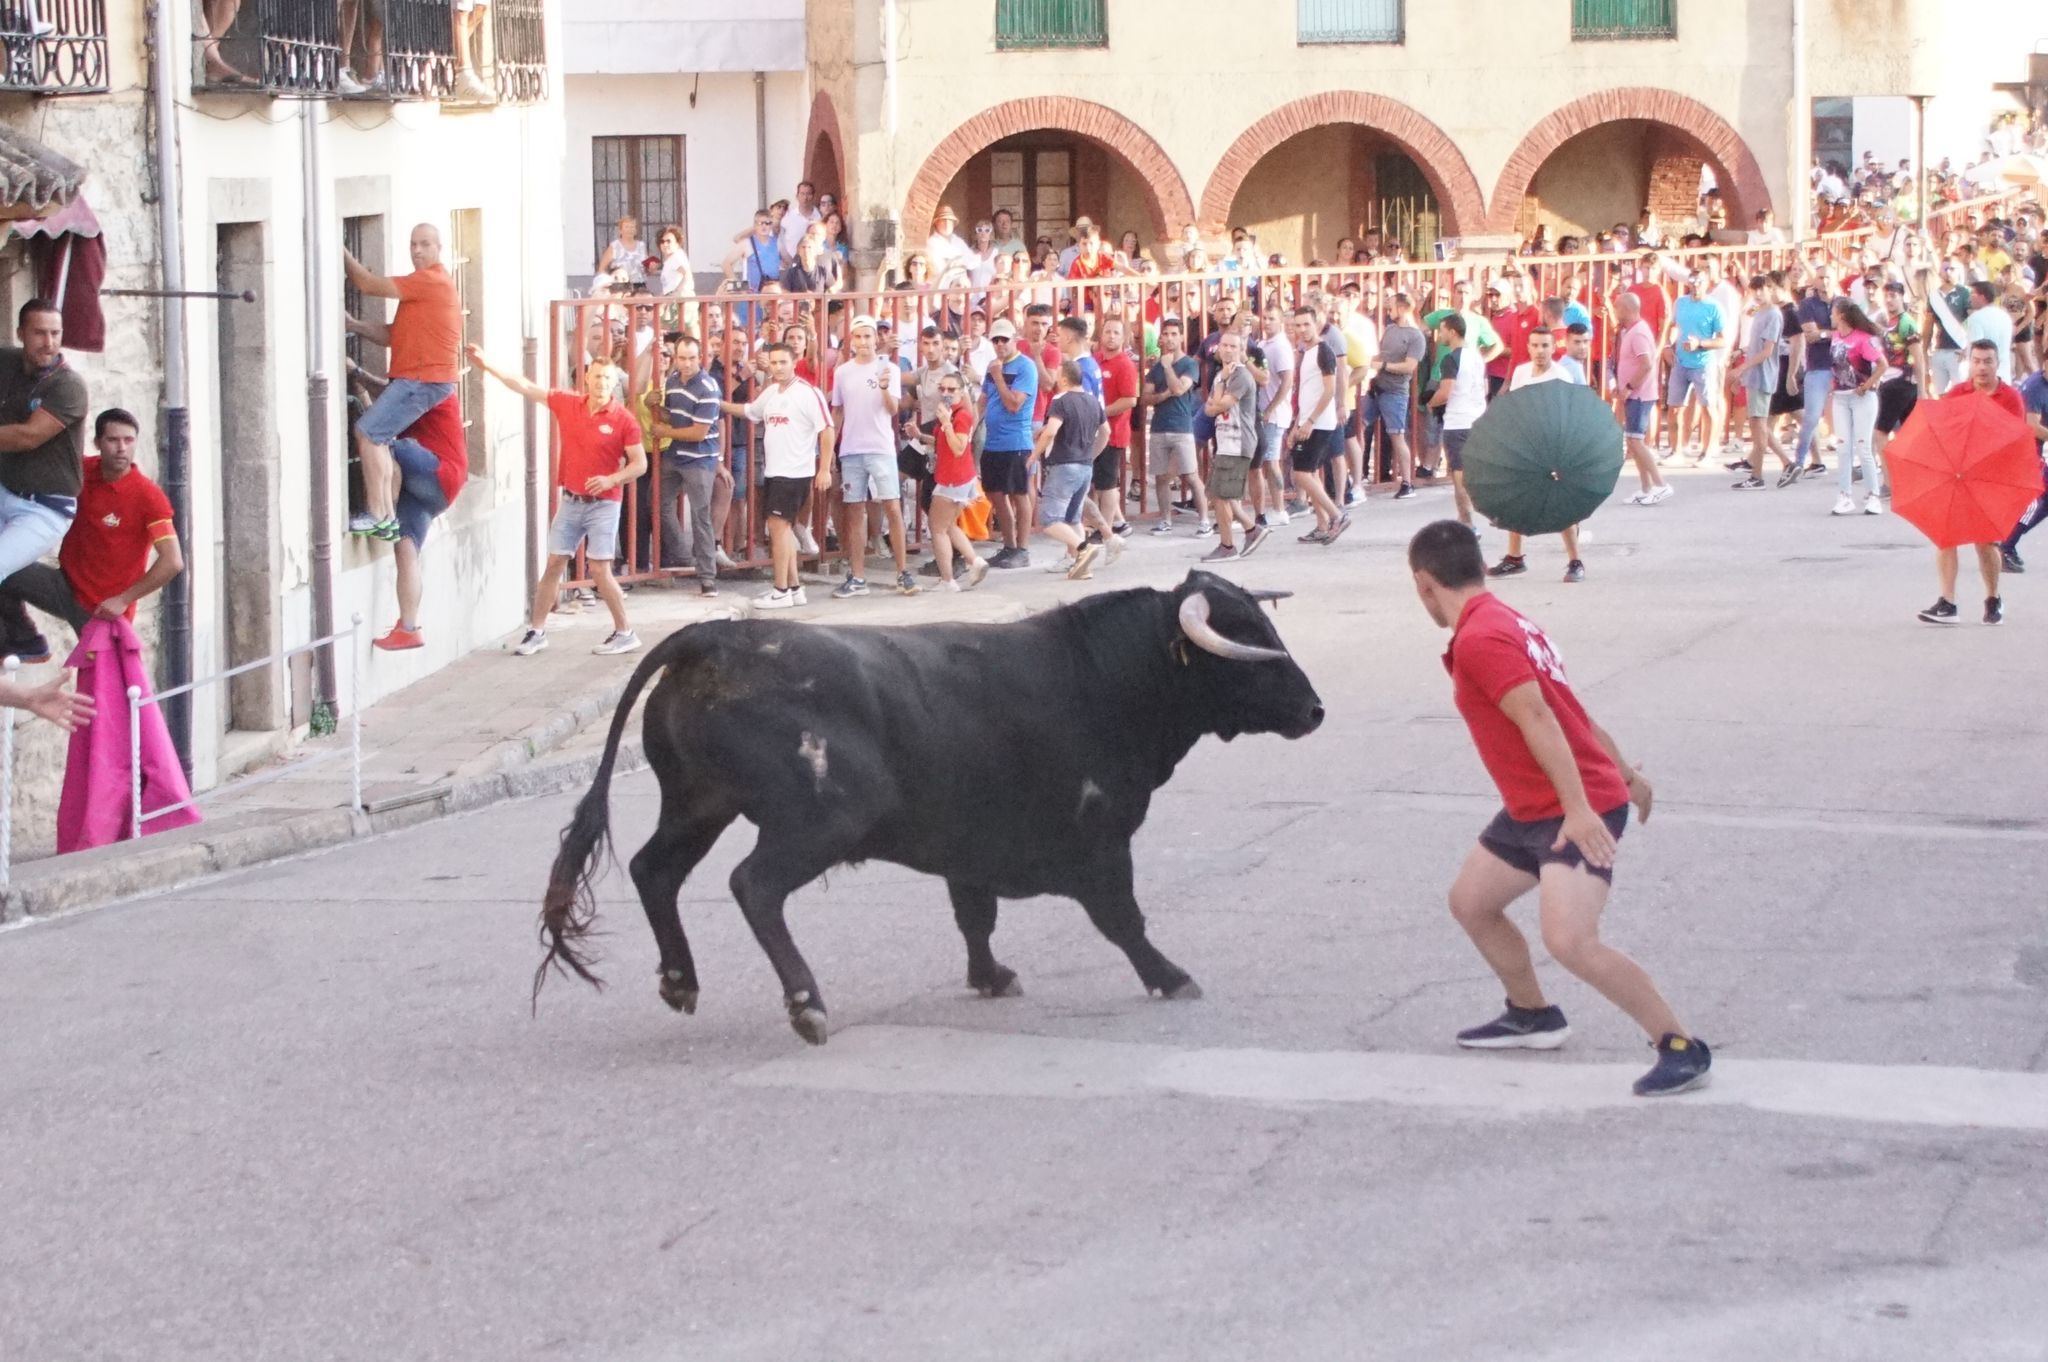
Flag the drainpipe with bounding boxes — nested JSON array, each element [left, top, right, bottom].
[[1790, 0, 1809, 243], [1913, 94, 1929, 234], [754, 70, 768, 209], [148, 0, 192, 770], [301, 101, 338, 715]]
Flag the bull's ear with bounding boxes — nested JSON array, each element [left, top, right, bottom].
[[1248, 589, 1293, 611]]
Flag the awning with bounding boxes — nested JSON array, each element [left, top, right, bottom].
[[0, 125, 86, 212]]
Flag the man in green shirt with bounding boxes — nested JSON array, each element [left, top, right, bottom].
[[0, 299, 87, 589]]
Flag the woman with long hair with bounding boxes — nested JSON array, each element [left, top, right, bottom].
[[927, 371, 991, 590], [1118, 229, 1142, 262], [1828, 299, 1886, 516]]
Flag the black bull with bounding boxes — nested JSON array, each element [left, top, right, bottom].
[[535, 570, 1324, 1044]]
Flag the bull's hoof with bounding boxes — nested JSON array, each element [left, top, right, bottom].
[[970, 966, 1023, 999], [790, 1007, 830, 1046], [658, 971, 698, 1015], [1151, 978, 1204, 1001]]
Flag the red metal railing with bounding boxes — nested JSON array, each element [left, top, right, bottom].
[[546, 185, 2038, 587]]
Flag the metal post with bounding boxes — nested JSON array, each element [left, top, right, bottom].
[[0, 656, 16, 889], [523, 334, 540, 601], [348, 613, 363, 814], [128, 684, 144, 840]]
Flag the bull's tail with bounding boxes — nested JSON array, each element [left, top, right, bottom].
[[532, 628, 697, 1011]]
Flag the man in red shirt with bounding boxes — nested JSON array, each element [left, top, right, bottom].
[[1092, 315, 1140, 534], [1408, 519, 1710, 1097], [368, 393, 467, 651], [470, 348, 646, 657], [344, 224, 462, 542], [1920, 339, 2029, 625], [0, 407, 183, 664]]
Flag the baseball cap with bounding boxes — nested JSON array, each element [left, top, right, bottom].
[[989, 318, 1018, 340], [849, 314, 878, 333]]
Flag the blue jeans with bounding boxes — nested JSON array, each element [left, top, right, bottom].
[[391, 437, 450, 547], [1795, 370, 1833, 466], [0, 485, 72, 582], [358, 378, 457, 446]]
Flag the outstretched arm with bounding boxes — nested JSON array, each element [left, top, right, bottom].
[[467, 344, 547, 402]]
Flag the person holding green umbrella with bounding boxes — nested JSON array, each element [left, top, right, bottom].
[[1425, 313, 1503, 526], [1488, 329, 1589, 583]]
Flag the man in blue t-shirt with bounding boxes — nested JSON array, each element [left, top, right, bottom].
[[1999, 362, 2048, 573], [982, 317, 1039, 567], [1667, 271, 1726, 462], [1143, 317, 1210, 535], [651, 333, 728, 595]]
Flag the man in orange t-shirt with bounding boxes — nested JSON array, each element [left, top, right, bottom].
[[344, 223, 461, 542]]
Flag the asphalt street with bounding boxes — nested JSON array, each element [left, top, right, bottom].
[[4, 465, 2047, 1362]]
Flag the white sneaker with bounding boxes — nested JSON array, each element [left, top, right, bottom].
[[715, 548, 738, 571], [1194, 521, 1217, 538], [1264, 508, 1291, 526], [755, 588, 796, 610], [348, 511, 380, 535], [1864, 495, 1884, 516], [1045, 556, 1075, 573], [1830, 495, 1857, 516], [1648, 485, 1675, 504], [796, 524, 819, 555], [1625, 490, 1650, 505], [593, 629, 641, 655], [512, 628, 547, 656], [1103, 533, 1126, 564], [338, 68, 368, 96], [790, 587, 808, 607]]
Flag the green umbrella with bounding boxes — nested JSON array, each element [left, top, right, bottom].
[[1460, 382, 1625, 536]]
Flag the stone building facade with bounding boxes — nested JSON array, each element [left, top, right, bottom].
[[1, 1, 564, 856]]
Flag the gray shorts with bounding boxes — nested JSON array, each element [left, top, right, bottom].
[[1667, 363, 1717, 407], [839, 450, 900, 503], [547, 494, 621, 560], [1152, 431, 1198, 476]]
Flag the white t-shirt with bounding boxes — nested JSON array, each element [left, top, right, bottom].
[[926, 231, 970, 274], [1442, 341, 1490, 431], [780, 207, 821, 258], [1294, 341, 1342, 432], [829, 357, 902, 456], [657, 250, 693, 295], [1509, 361, 1572, 390], [1709, 283, 1744, 356], [745, 379, 834, 479]]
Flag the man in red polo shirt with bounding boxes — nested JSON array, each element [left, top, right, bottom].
[[0, 406, 183, 663], [368, 393, 466, 651], [1092, 315, 1139, 534], [1919, 338, 2030, 625], [470, 347, 646, 657], [1407, 519, 1709, 1097]]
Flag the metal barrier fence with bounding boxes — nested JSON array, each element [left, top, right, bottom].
[[548, 187, 2034, 589], [127, 615, 366, 838]]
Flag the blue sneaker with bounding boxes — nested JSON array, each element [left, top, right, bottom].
[[1456, 1000, 1569, 1050], [1633, 1033, 1712, 1096], [831, 576, 869, 599]]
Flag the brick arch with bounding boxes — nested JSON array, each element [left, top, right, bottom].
[[902, 97, 1195, 246], [1198, 92, 1486, 239], [1490, 88, 1773, 234], [803, 89, 851, 215]]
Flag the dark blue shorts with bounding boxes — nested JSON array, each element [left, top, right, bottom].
[[1478, 805, 1629, 885]]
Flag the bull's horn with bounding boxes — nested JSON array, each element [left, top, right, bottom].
[[1178, 591, 1289, 664]]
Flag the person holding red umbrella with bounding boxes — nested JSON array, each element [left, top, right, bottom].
[[1914, 340, 2032, 624]]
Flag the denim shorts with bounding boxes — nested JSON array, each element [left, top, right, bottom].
[[1257, 423, 1284, 466], [392, 437, 451, 548], [840, 450, 900, 503], [1363, 387, 1410, 435], [1038, 461, 1093, 526], [1623, 398, 1654, 438], [1666, 363, 1716, 407], [932, 479, 978, 504], [546, 494, 622, 560], [358, 378, 457, 446]]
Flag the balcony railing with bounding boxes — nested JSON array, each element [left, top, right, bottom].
[[195, 0, 341, 95], [379, 0, 457, 100], [995, 0, 1106, 50], [0, 0, 108, 95], [489, 0, 546, 105], [1297, 0, 1403, 44], [1571, 0, 1676, 40]]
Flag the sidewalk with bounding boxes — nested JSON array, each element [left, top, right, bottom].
[[0, 541, 1166, 922]]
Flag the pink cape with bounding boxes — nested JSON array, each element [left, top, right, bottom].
[[57, 618, 202, 853]]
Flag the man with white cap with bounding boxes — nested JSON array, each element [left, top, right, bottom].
[[926, 206, 972, 279], [830, 315, 920, 597]]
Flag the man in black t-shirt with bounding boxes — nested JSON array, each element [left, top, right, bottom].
[[1030, 360, 1105, 579], [0, 299, 87, 589]]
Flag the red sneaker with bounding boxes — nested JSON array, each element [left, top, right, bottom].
[[373, 625, 424, 651]]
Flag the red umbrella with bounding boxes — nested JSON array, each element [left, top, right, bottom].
[[1885, 394, 2044, 548]]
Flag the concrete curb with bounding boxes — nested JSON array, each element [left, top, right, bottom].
[[0, 599, 1040, 926]]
